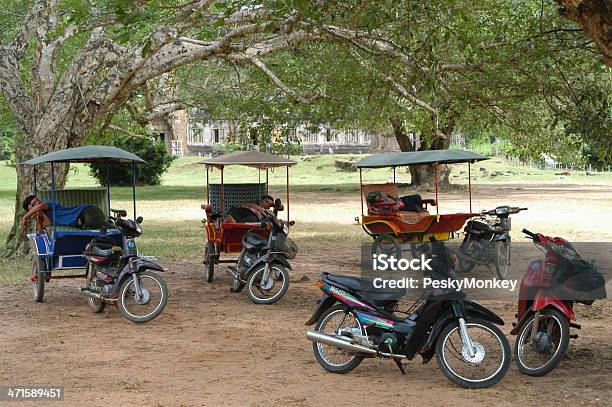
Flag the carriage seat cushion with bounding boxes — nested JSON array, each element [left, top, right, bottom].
[[395, 211, 432, 224]]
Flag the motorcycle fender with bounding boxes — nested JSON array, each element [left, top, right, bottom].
[[133, 258, 165, 273], [532, 292, 575, 320], [493, 232, 510, 242], [464, 300, 505, 325], [305, 294, 337, 326]]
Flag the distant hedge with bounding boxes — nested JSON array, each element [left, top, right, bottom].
[[88, 137, 174, 186]]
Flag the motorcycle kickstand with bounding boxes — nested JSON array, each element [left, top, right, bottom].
[[393, 358, 406, 375]]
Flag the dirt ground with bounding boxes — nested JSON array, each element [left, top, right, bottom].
[[1, 184, 611, 406]]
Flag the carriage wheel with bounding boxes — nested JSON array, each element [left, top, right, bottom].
[[31, 258, 45, 303], [371, 234, 401, 259], [204, 243, 216, 283]]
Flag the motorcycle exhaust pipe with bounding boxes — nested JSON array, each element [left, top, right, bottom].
[[307, 330, 377, 355], [306, 331, 408, 359], [78, 288, 115, 302]]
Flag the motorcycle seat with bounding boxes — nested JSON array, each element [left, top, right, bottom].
[[323, 273, 405, 298]]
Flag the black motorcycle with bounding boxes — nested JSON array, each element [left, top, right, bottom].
[[80, 209, 168, 323], [457, 206, 527, 279], [306, 238, 511, 388], [227, 207, 298, 304]]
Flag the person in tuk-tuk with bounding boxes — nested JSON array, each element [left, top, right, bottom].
[[367, 191, 425, 214], [226, 195, 275, 223], [20, 194, 106, 231]]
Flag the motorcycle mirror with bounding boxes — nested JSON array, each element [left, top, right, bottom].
[[136, 216, 143, 224]]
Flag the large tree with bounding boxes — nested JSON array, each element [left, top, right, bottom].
[[0, 0, 369, 255]]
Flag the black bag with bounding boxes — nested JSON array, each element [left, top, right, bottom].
[[553, 258, 607, 304]]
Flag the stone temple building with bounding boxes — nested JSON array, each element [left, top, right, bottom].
[[151, 110, 400, 156]]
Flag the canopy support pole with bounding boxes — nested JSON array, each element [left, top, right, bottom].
[[468, 162, 472, 213], [286, 166, 290, 222], [435, 163, 439, 218], [221, 166, 225, 216], [265, 169, 269, 195], [206, 166, 210, 204], [393, 166, 396, 183], [51, 162, 56, 235], [106, 163, 111, 216], [359, 168, 364, 216], [131, 161, 137, 218], [33, 165, 37, 195]]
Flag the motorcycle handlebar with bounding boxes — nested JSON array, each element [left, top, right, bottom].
[[522, 228, 537, 239]]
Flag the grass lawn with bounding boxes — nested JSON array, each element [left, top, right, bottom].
[[1, 153, 611, 286]]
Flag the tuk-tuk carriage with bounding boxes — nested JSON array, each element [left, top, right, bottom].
[[354, 150, 489, 256], [200, 150, 296, 282]]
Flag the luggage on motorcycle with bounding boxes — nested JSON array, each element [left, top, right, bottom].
[[552, 258, 607, 303], [272, 234, 298, 259]]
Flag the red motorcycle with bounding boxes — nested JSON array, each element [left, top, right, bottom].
[[511, 229, 606, 376]]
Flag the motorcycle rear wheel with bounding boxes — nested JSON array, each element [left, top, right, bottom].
[[85, 263, 106, 313], [312, 305, 365, 374], [514, 309, 570, 376], [493, 240, 510, 279]]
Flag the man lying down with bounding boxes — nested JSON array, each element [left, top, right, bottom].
[[225, 195, 275, 223], [21, 194, 107, 231], [367, 191, 425, 214]]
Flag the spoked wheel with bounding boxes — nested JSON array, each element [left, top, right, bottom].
[[493, 240, 510, 279], [514, 309, 570, 376], [31, 259, 45, 303], [436, 318, 511, 388], [312, 304, 365, 374], [409, 242, 430, 259], [117, 271, 168, 323], [204, 243, 216, 283], [246, 264, 289, 305], [457, 241, 476, 273], [85, 263, 106, 313], [371, 234, 401, 259]]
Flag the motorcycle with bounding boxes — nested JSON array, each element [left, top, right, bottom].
[[305, 238, 511, 388], [511, 228, 606, 376], [80, 209, 168, 323], [457, 206, 527, 279], [227, 206, 298, 304]]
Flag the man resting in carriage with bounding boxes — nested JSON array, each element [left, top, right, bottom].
[[367, 191, 425, 214], [225, 194, 276, 223], [21, 194, 106, 231]]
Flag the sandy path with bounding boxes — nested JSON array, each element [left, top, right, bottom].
[[0, 184, 610, 406]]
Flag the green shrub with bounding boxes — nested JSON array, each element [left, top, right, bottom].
[[88, 137, 174, 186]]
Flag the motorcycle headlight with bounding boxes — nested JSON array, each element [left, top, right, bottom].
[[136, 223, 142, 235], [282, 223, 289, 235]]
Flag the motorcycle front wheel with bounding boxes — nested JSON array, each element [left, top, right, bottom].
[[246, 263, 289, 304], [436, 318, 511, 388], [514, 309, 570, 376], [117, 271, 168, 323]]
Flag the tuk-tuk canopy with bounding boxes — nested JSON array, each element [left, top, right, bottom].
[[200, 150, 296, 169], [23, 146, 145, 165], [354, 150, 489, 169]]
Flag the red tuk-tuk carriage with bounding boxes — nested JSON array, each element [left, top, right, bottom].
[[200, 151, 296, 282], [354, 150, 489, 255]]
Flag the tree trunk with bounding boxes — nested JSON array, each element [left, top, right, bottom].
[[555, 0, 612, 66], [389, 114, 455, 191]]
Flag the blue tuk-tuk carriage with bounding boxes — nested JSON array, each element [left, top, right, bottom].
[[23, 146, 144, 302]]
